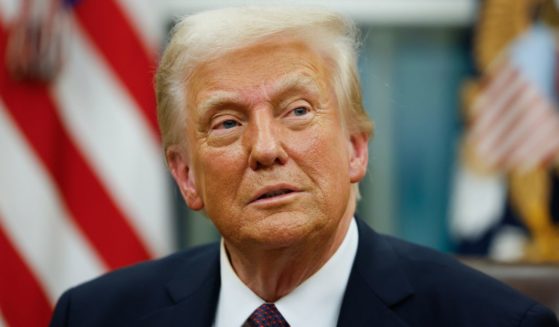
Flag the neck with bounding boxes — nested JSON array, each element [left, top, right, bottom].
[[225, 210, 354, 302]]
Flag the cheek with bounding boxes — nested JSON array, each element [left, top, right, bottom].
[[290, 125, 351, 186], [195, 145, 246, 203]]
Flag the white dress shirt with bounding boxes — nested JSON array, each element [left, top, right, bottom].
[[213, 218, 359, 327]]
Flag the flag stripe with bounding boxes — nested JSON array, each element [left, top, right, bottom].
[[0, 223, 52, 327], [475, 85, 536, 164], [0, 102, 105, 302], [475, 83, 529, 154], [510, 108, 559, 168], [0, 313, 7, 327], [491, 97, 542, 168], [0, 25, 152, 269], [469, 59, 559, 170], [72, 0, 159, 138], [502, 95, 556, 168], [0, 0, 20, 23], [472, 65, 521, 136], [116, 0, 163, 51], [525, 135, 559, 168], [53, 17, 171, 256]]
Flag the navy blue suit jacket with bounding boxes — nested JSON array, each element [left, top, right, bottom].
[[50, 219, 558, 326]]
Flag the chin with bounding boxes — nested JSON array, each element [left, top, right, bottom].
[[240, 211, 326, 249]]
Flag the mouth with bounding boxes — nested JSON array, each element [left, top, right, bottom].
[[250, 185, 300, 204], [257, 189, 294, 200]]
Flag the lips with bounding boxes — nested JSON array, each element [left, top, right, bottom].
[[258, 189, 293, 200], [250, 184, 300, 204]]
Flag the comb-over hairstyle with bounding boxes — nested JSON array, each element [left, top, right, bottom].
[[155, 6, 373, 152]]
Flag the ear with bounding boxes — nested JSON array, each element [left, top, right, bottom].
[[348, 132, 369, 183], [166, 146, 204, 210]]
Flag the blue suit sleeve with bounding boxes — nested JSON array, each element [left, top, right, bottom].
[[49, 290, 72, 327], [519, 303, 559, 327]]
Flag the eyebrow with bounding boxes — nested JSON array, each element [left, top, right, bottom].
[[269, 73, 322, 101], [197, 90, 241, 117], [196, 71, 323, 116]]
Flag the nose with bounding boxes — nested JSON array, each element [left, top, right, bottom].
[[247, 109, 288, 170]]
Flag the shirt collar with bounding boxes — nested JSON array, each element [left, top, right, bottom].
[[214, 218, 358, 327]]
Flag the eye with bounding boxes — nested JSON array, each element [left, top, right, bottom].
[[221, 119, 240, 129], [212, 118, 241, 130], [291, 106, 309, 117]]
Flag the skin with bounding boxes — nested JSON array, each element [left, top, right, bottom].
[[167, 38, 369, 302]]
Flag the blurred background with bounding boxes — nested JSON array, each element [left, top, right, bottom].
[[1, 0, 558, 325]]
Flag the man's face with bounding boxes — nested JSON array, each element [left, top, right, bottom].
[[169, 39, 368, 250]]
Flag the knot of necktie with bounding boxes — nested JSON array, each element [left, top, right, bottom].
[[243, 303, 290, 327]]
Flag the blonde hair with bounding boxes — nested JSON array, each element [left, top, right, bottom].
[[155, 6, 373, 152]]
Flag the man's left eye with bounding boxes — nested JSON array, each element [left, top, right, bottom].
[[292, 107, 309, 116], [221, 119, 239, 129]]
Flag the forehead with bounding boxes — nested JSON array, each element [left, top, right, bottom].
[[186, 39, 332, 108]]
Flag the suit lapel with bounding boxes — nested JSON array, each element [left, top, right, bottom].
[[337, 219, 413, 327], [138, 245, 221, 327], [136, 219, 414, 326]]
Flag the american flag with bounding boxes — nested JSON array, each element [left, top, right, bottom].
[[0, 0, 172, 326], [451, 21, 559, 258], [467, 57, 559, 172]]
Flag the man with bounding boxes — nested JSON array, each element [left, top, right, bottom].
[[50, 7, 558, 327]]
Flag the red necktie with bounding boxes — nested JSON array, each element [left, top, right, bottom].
[[243, 303, 290, 327]]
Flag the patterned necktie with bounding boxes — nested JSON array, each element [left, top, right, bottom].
[[243, 303, 290, 327]]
